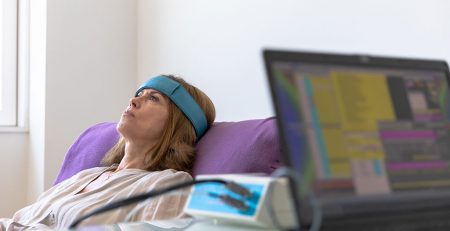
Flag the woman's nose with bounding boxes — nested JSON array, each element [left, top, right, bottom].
[[129, 97, 138, 108]]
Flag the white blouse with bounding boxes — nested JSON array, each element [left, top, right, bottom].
[[0, 165, 192, 230]]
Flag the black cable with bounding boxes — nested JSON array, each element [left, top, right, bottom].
[[69, 178, 250, 229], [271, 167, 322, 231]]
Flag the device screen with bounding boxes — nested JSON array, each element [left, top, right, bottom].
[[270, 60, 450, 219]]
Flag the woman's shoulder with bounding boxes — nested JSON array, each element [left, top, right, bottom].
[[139, 169, 192, 187], [148, 169, 192, 180], [158, 169, 192, 177]]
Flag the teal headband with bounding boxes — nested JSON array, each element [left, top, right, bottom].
[[135, 76, 208, 138]]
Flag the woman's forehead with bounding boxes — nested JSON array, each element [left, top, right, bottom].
[[140, 88, 163, 95]]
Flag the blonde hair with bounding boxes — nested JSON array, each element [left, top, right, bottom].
[[102, 75, 216, 173]]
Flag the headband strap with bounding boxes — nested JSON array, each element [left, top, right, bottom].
[[135, 76, 208, 138]]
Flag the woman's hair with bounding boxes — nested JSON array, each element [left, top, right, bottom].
[[101, 75, 216, 173]]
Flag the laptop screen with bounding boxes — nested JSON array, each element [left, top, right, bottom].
[[264, 50, 450, 223]]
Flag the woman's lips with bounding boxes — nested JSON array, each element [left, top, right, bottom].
[[123, 110, 135, 117]]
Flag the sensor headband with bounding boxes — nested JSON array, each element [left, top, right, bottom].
[[135, 76, 208, 138]]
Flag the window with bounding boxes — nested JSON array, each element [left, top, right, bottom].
[[0, 0, 17, 126]]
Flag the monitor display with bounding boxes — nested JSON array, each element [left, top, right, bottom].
[[265, 50, 450, 221]]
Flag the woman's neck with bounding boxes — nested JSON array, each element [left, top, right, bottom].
[[116, 140, 156, 171]]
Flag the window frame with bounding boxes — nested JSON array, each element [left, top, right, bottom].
[[0, 0, 28, 132]]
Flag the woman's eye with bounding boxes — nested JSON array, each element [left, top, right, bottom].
[[149, 95, 158, 101]]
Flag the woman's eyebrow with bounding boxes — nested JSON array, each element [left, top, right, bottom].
[[149, 91, 163, 97], [149, 91, 169, 103]]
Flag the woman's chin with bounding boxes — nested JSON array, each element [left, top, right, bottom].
[[116, 120, 129, 135]]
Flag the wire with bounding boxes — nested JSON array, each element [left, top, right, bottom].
[[123, 190, 191, 223], [270, 167, 323, 231], [123, 183, 253, 223], [69, 168, 318, 231], [69, 179, 228, 229], [264, 177, 284, 230], [123, 198, 150, 223]]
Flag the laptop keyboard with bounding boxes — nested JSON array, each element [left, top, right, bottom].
[[321, 209, 450, 231], [362, 220, 450, 231], [322, 220, 450, 231]]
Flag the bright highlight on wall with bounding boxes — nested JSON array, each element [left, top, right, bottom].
[[0, 0, 18, 126]]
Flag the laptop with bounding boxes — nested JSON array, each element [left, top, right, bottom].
[[263, 49, 450, 230]]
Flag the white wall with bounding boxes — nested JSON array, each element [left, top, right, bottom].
[[137, 0, 450, 121], [43, 0, 137, 190], [0, 133, 28, 217]]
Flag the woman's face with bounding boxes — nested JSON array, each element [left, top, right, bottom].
[[117, 89, 170, 143]]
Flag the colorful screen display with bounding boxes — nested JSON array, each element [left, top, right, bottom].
[[271, 62, 450, 201]]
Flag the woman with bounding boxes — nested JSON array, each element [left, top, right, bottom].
[[0, 75, 215, 230]]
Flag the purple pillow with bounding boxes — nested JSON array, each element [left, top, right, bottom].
[[54, 122, 120, 184], [54, 118, 281, 185], [193, 118, 280, 175]]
